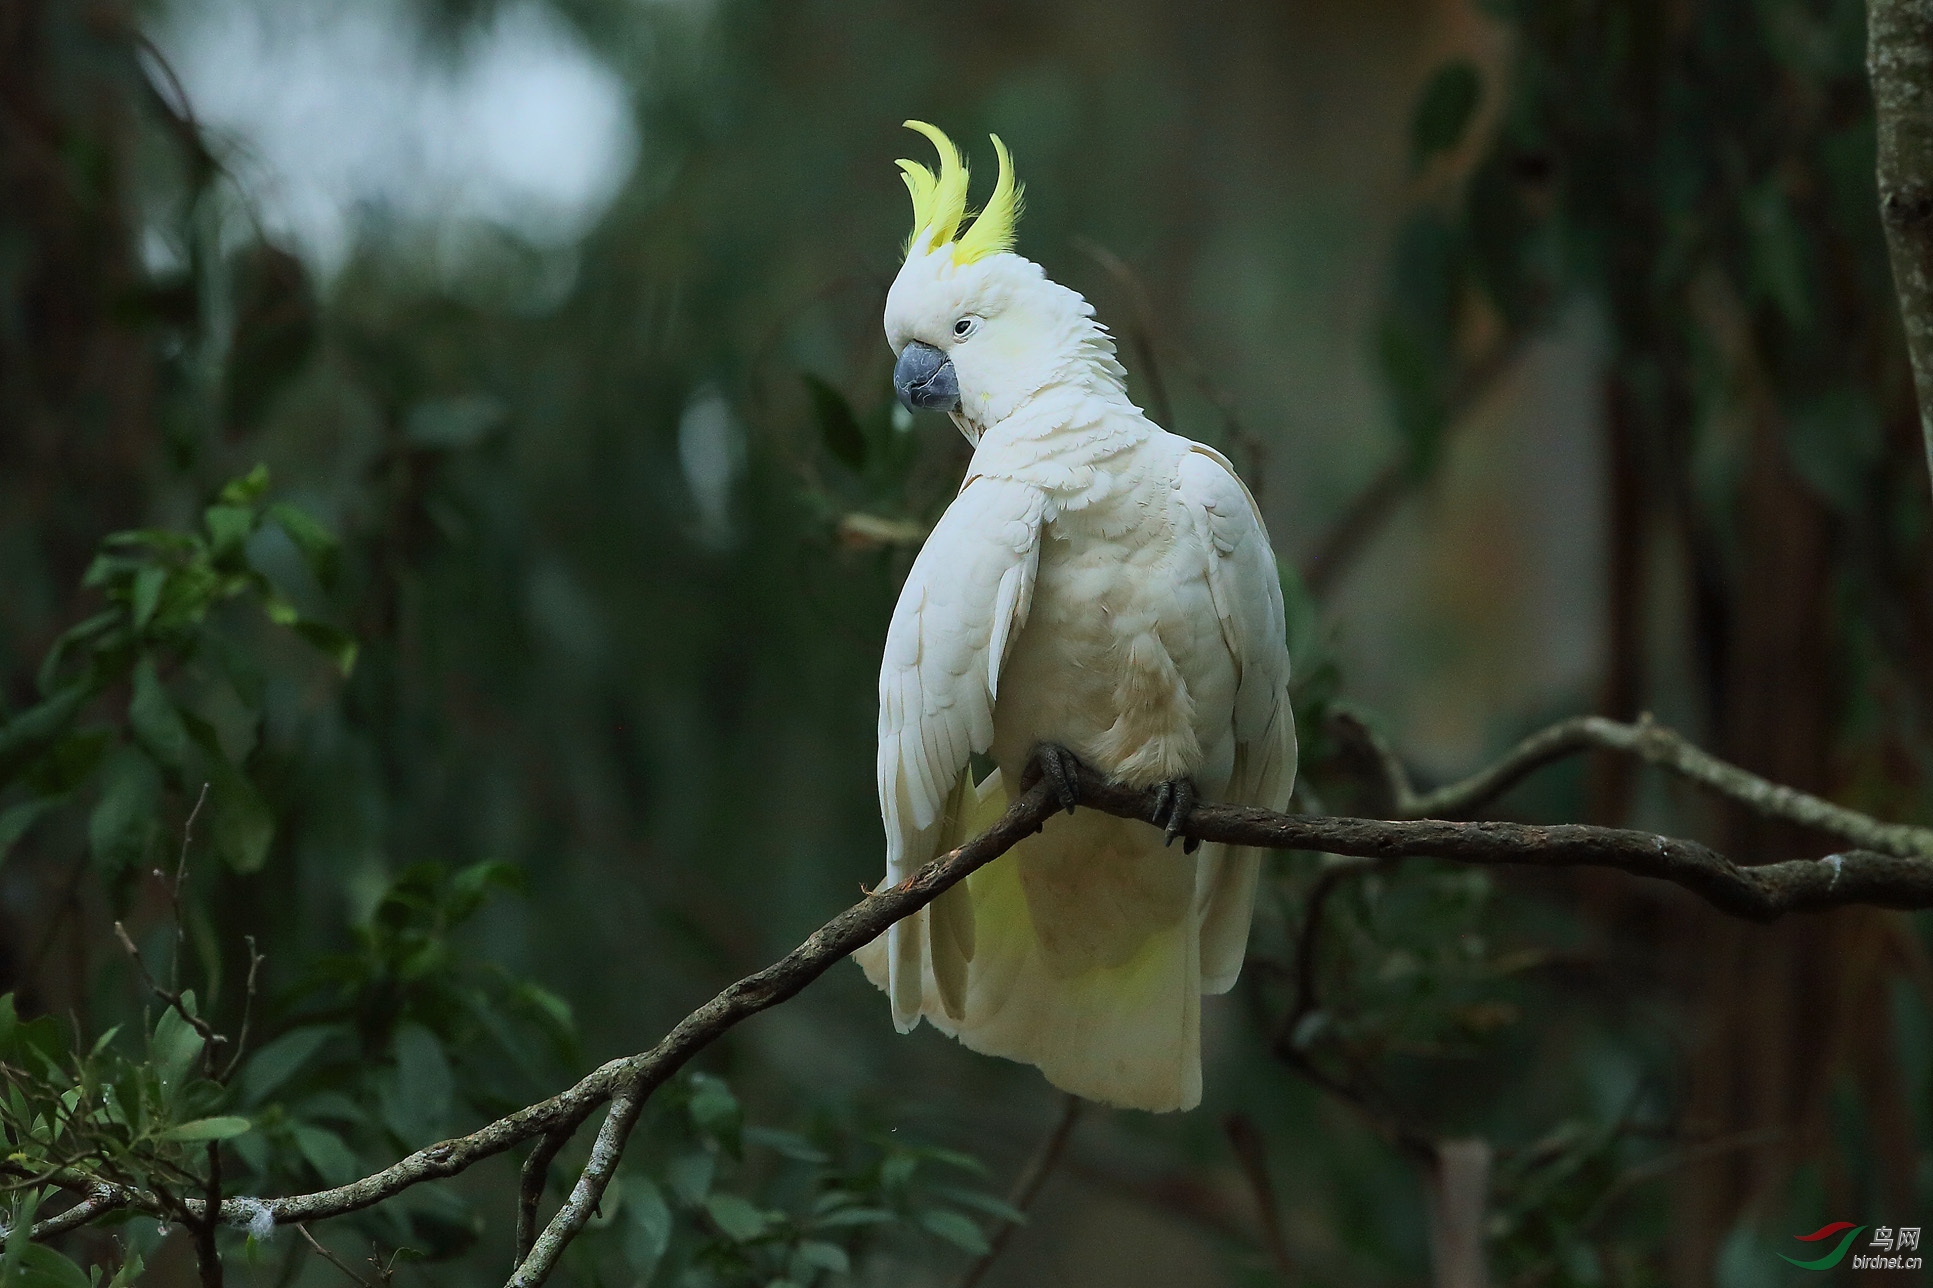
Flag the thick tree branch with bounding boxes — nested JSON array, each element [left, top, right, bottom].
[[28, 737, 1933, 1274], [1870, 0, 1933, 491], [24, 778, 1065, 1242], [509, 1086, 643, 1288]]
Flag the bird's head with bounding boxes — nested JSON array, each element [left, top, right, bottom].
[[884, 121, 1121, 442]]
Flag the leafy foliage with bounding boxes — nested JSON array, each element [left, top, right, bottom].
[[563, 1073, 1018, 1287], [0, 466, 349, 882]]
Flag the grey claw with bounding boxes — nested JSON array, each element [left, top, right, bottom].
[[1154, 778, 1197, 848], [1036, 743, 1080, 814]]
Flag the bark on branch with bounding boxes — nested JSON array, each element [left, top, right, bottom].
[[1869, 0, 1933, 491], [25, 733, 1933, 1281], [1339, 710, 1933, 856]]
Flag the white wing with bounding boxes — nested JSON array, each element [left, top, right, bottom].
[[874, 474, 1044, 1029], [1177, 445, 1297, 993]]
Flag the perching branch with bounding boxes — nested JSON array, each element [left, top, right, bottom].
[[27, 726, 1933, 1281], [1869, 0, 1933, 492], [1334, 709, 1933, 857]]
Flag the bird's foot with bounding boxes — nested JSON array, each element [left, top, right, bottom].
[[1150, 778, 1200, 853], [1032, 743, 1083, 815]]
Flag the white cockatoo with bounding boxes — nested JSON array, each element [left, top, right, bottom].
[[853, 122, 1297, 1113]]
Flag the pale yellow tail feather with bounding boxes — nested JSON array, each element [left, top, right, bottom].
[[1197, 843, 1263, 995]]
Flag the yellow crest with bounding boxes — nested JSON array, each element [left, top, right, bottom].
[[898, 120, 1023, 264]]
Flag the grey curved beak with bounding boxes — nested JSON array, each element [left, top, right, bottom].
[[894, 340, 960, 412]]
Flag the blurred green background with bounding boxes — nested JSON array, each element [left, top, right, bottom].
[[4, 0, 1931, 1284]]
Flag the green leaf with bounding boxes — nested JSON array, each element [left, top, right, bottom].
[[161, 1115, 251, 1142], [879, 1151, 917, 1194], [915, 1145, 988, 1176], [0, 684, 91, 778], [917, 1208, 990, 1255], [802, 374, 868, 470], [203, 505, 256, 560], [205, 756, 274, 874], [1410, 60, 1482, 168], [102, 1252, 145, 1288], [289, 620, 358, 676], [131, 566, 167, 633], [267, 502, 340, 588], [744, 1125, 830, 1165], [151, 999, 208, 1096], [622, 1176, 672, 1278], [292, 1124, 362, 1185], [0, 798, 57, 869], [789, 1241, 850, 1275], [809, 1206, 895, 1229], [378, 1024, 453, 1146], [931, 1185, 1026, 1225], [665, 1150, 716, 1205], [688, 1073, 743, 1156], [218, 465, 273, 507], [237, 1025, 338, 1107], [7, 1243, 93, 1288], [129, 659, 192, 770], [703, 1193, 773, 1243], [88, 746, 161, 874]]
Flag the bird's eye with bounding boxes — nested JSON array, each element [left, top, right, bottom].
[[953, 317, 978, 340]]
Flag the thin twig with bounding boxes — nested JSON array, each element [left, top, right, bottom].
[[113, 921, 225, 1057], [296, 1224, 376, 1288], [1393, 713, 1933, 856], [953, 1093, 1085, 1288], [169, 783, 210, 995], [513, 1128, 573, 1268], [217, 937, 264, 1085], [1222, 1113, 1298, 1285]]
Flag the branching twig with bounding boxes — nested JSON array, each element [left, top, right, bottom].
[[953, 1093, 1085, 1288], [512, 1129, 573, 1269], [217, 937, 264, 1085], [113, 921, 226, 1061], [1343, 710, 1933, 856], [509, 1086, 643, 1288], [297, 1224, 376, 1288], [32, 732, 1933, 1273], [169, 783, 210, 994]]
